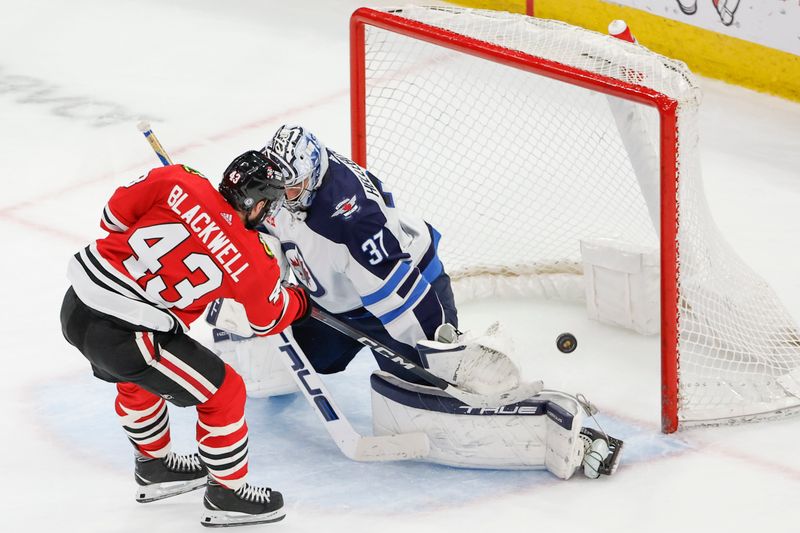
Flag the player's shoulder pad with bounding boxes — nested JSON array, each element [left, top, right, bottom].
[[178, 164, 207, 179], [168, 163, 208, 181], [140, 163, 207, 184]]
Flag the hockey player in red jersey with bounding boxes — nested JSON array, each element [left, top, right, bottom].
[[60, 150, 309, 527]]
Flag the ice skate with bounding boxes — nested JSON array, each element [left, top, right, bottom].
[[579, 427, 624, 478], [135, 452, 208, 503], [201, 480, 286, 527]]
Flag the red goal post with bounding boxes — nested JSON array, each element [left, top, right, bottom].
[[348, 6, 800, 432], [350, 6, 680, 432]]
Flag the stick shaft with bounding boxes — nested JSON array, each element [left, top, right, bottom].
[[310, 306, 450, 388], [277, 329, 428, 461], [309, 306, 542, 407], [137, 121, 173, 166]]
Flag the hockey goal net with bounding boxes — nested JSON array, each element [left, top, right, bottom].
[[349, 6, 800, 432]]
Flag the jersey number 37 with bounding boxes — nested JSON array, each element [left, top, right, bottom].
[[361, 230, 389, 265]]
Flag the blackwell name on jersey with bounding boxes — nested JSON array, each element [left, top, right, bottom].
[[167, 184, 248, 282], [66, 164, 298, 336]]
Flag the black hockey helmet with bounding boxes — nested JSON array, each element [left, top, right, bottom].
[[219, 150, 285, 222]]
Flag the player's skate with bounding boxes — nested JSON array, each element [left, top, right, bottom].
[[135, 451, 208, 503], [579, 427, 624, 478], [201, 480, 286, 527]]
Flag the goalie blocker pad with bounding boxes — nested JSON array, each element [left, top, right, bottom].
[[370, 372, 589, 479]]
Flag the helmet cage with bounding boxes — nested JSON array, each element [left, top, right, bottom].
[[265, 125, 328, 212]]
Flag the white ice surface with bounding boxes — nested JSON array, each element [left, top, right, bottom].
[[1, 1, 798, 532]]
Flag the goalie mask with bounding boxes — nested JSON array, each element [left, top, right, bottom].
[[219, 150, 286, 229], [263, 124, 329, 213]]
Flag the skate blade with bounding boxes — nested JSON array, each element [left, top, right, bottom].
[[136, 477, 208, 503], [605, 437, 624, 476], [200, 508, 286, 528]]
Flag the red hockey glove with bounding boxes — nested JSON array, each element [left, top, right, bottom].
[[284, 284, 312, 324]]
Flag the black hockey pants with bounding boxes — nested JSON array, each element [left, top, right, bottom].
[[60, 287, 225, 407]]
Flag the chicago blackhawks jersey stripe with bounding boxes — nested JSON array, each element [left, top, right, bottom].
[[68, 244, 181, 332], [101, 204, 128, 233]]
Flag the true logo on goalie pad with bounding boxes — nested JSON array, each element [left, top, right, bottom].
[[371, 374, 576, 431], [457, 405, 544, 415]]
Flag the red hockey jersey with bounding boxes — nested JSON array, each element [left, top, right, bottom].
[[67, 164, 302, 335]]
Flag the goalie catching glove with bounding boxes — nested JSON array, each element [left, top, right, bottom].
[[416, 322, 521, 395]]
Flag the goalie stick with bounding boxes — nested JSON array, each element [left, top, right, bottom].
[[138, 123, 429, 462], [276, 328, 429, 461]]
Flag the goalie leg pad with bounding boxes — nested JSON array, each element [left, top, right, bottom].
[[211, 331, 297, 398], [370, 371, 588, 476], [542, 395, 595, 480]]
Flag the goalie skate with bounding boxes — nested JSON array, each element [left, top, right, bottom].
[[135, 452, 208, 503], [579, 427, 624, 478]]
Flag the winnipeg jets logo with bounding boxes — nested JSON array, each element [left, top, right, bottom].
[[332, 195, 359, 219], [287, 253, 316, 291], [220, 212, 233, 225], [282, 243, 325, 297]]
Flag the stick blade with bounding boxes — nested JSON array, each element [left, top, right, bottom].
[[350, 432, 430, 462]]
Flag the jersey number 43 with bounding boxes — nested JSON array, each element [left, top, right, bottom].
[[122, 223, 222, 308]]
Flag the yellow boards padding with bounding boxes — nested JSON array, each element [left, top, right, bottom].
[[445, 0, 800, 102]]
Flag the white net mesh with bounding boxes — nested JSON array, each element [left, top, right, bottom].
[[357, 6, 800, 426]]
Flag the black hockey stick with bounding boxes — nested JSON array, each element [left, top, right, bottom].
[[309, 305, 542, 408]]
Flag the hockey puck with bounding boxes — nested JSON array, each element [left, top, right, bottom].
[[556, 333, 577, 353]]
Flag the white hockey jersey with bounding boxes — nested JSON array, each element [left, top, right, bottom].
[[261, 150, 446, 348]]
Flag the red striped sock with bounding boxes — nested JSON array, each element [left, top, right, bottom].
[[196, 365, 249, 489], [115, 382, 171, 458]]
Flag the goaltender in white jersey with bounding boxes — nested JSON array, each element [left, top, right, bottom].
[[208, 124, 623, 480]]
